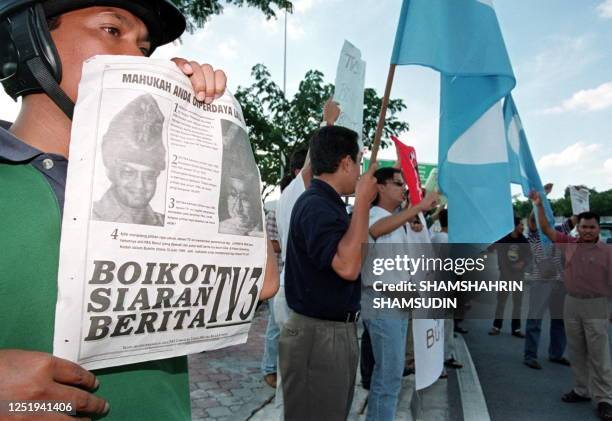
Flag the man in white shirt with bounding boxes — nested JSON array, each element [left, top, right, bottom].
[[430, 208, 448, 244], [362, 167, 437, 421]]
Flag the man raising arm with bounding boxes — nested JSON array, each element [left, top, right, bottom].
[[0, 2, 236, 420], [279, 126, 377, 420]]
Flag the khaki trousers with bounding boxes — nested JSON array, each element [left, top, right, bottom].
[[279, 312, 358, 421], [564, 295, 612, 404]]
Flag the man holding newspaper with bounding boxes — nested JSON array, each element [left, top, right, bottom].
[[0, 1, 279, 420]]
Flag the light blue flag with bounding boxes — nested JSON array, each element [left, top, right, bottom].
[[503, 94, 554, 242], [392, 0, 516, 243]]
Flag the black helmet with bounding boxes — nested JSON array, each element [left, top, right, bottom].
[[0, 0, 186, 119]]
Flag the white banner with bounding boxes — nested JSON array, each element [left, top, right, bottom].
[[53, 56, 266, 369], [333, 40, 366, 147], [569, 186, 590, 214], [413, 318, 444, 390]]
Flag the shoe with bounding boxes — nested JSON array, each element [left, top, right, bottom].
[[444, 358, 463, 369], [512, 330, 525, 338], [561, 390, 591, 403], [488, 327, 500, 336], [454, 326, 469, 334], [549, 357, 571, 366], [439, 369, 448, 379], [263, 373, 277, 388], [524, 359, 542, 370], [598, 402, 612, 420]]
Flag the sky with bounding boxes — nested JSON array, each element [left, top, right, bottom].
[[1, 0, 611, 198]]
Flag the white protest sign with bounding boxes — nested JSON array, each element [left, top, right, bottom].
[[333, 40, 366, 148], [53, 56, 266, 369], [569, 186, 589, 214], [413, 318, 444, 390]]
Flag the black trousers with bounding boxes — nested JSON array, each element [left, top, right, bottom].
[[493, 290, 523, 331], [360, 323, 375, 387]]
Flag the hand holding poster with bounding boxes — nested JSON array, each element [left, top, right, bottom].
[[333, 40, 366, 147], [53, 56, 266, 369], [569, 185, 590, 214]]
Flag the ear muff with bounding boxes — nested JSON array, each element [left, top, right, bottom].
[[0, 3, 73, 117], [0, 0, 186, 120], [0, 3, 61, 98]]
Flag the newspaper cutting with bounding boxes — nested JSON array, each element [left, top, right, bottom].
[[53, 56, 267, 370]]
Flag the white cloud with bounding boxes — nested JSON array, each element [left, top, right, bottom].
[[293, 0, 315, 14], [532, 36, 593, 77], [597, 0, 612, 18], [535, 142, 611, 196], [543, 81, 612, 114], [218, 39, 239, 60], [287, 19, 306, 40], [258, 15, 280, 35], [516, 35, 600, 92], [538, 142, 601, 169]]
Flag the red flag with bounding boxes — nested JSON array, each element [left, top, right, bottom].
[[391, 136, 423, 205]]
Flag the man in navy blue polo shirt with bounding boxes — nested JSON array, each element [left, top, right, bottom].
[[279, 125, 378, 420]]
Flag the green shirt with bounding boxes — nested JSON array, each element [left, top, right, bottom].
[[0, 126, 190, 420]]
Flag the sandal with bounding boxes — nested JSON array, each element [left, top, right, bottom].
[[444, 358, 463, 369]]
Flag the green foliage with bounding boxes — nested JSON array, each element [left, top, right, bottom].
[[512, 200, 532, 219], [362, 88, 409, 145], [235, 64, 410, 198], [513, 188, 612, 218], [590, 189, 612, 216], [172, 0, 292, 30]]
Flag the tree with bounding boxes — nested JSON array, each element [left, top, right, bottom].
[[235, 64, 410, 199], [172, 0, 292, 30], [512, 188, 612, 219]]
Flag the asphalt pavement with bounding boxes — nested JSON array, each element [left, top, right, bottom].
[[463, 317, 603, 421]]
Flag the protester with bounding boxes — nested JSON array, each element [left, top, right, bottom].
[[271, 98, 340, 416], [489, 217, 530, 337], [531, 191, 612, 421], [361, 167, 437, 420], [430, 208, 449, 244], [275, 98, 340, 329], [523, 184, 572, 370], [261, 208, 283, 388], [278, 125, 377, 420], [0, 2, 278, 419]]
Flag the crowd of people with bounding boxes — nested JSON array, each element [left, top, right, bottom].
[[0, 1, 610, 421], [258, 109, 611, 420]]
